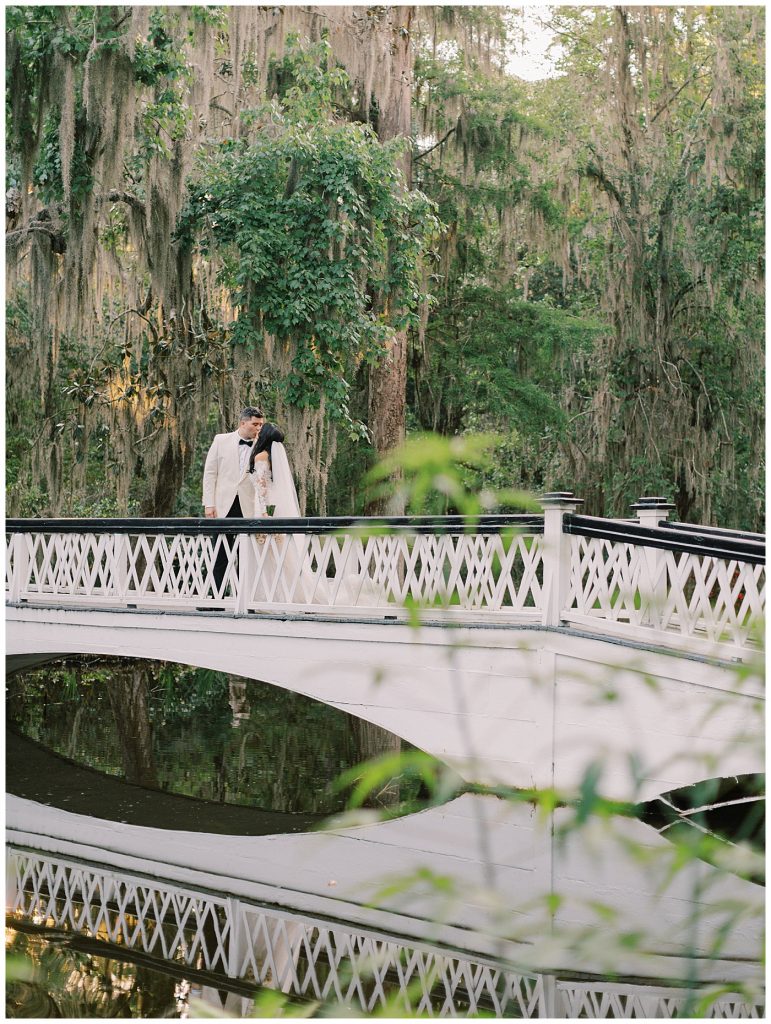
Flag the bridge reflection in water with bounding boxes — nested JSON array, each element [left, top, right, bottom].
[[7, 835, 763, 1020], [6, 782, 765, 1020]]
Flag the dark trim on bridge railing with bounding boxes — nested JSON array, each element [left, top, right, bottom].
[[660, 520, 765, 543], [7, 514, 764, 563], [5, 514, 545, 537], [564, 514, 765, 565]]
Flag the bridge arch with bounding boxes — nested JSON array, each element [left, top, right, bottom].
[[7, 603, 762, 802]]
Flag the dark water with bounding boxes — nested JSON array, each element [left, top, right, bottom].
[[7, 928, 195, 1019], [6, 657, 426, 826]]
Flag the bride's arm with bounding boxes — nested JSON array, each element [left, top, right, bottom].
[[250, 466, 270, 516]]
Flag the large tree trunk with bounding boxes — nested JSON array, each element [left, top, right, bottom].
[[367, 6, 415, 514]]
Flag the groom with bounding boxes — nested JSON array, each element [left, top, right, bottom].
[[203, 406, 264, 590]]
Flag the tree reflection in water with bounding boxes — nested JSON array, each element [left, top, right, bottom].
[[6, 656, 422, 815], [7, 930, 177, 1019], [106, 663, 158, 789]]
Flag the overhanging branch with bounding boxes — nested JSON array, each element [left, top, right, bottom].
[[414, 126, 457, 162]]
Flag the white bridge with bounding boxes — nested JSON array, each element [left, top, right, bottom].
[[6, 495, 765, 801]]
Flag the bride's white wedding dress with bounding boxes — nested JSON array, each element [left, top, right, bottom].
[[248, 444, 379, 607], [250, 443, 301, 520]]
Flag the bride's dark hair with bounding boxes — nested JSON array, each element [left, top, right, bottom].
[[248, 422, 284, 473]]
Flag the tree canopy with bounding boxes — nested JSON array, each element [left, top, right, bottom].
[[5, 5, 764, 528]]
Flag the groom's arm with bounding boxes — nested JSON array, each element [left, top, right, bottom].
[[202, 436, 219, 516]]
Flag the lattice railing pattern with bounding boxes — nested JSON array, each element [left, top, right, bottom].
[[11, 848, 232, 973], [234, 906, 545, 1016], [7, 529, 544, 616], [8, 848, 763, 1018], [242, 532, 543, 612], [7, 848, 544, 1016], [556, 980, 765, 1019], [6, 534, 14, 591], [5, 513, 764, 651], [15, 532, 238, 604], [566, 536, 765, 647]]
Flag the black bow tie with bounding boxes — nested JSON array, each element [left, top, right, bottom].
[[239, 438, 252, 446]]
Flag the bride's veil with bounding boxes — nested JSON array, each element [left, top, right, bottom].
[[265, 439, 375, 606], [264, 440, 317, 601], [268, 442, 301, 518]]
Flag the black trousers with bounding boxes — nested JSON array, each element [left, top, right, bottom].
[[213, 495, 243, 592]]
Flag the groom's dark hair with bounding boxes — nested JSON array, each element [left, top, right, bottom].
[[240, 406, 263, 420]]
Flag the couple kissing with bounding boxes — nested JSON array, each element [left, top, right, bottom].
[[202, 407, 300, 523]]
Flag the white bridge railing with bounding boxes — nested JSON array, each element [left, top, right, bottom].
[[5, 495, 765, 658], [7, 846, 764, 1019]]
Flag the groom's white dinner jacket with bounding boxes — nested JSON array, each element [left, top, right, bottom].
[[202, 431, 260, 517]]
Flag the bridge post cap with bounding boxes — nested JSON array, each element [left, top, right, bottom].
[[539, 492, 584, 508], [630, 497, 676, 510]]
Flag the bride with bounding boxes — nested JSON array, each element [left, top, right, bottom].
[[247, 423, 300, 519], [246, 424, 377, 607]]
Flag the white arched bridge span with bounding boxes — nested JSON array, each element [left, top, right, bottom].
[[6, 495, 765, 801]]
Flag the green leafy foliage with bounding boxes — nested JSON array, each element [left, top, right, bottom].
[[178, 38, 438, 429], [364, 432, 539, 515], [413, 283, 604, 492], [411, 6, 764, 528], [520, 6, 765, 526], [133, 9, 193, 161]]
